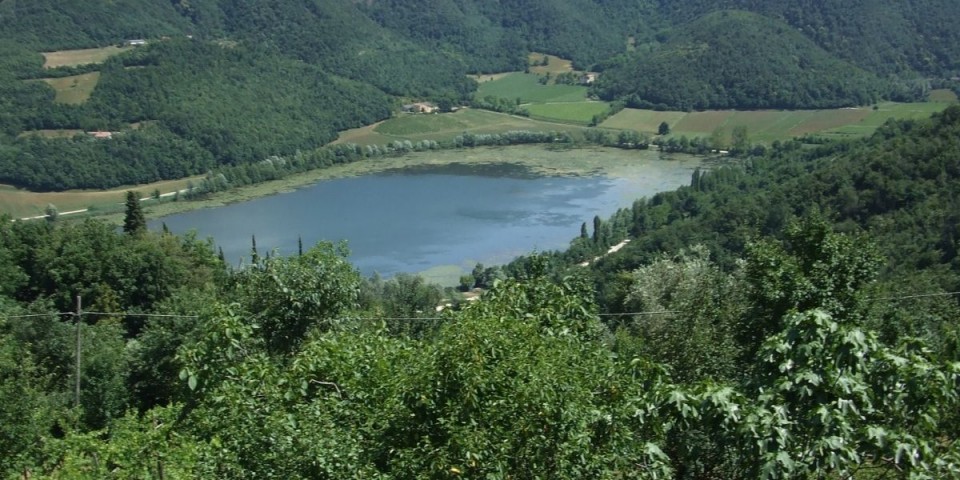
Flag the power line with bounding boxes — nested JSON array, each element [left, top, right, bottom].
[[1, 290, 957, 324], [0, 312, 69, 320], [599, 311, 678, 317], [1, 311, 200, 321], [870, 291, 960, 301], [81, 311, 199, 319]]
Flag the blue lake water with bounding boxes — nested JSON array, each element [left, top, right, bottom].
[[151, 157, 699, 280]]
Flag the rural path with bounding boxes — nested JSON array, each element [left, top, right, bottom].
[[578, 238, 632, 267], [13, 187, 192, 222], [15, 208, 89, 221]]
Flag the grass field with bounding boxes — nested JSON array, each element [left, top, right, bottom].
[[18, 129, 84, 139], [819, 102, 951, 138], [476, 73, 588, 104], [525, 102, 610, 124], [0, 177, 202, 219], [337, 109, 587, 146], [40, 72, 101, 104], [929, 88, 958, 103], [527, 53, 574, 75], [470, 72, 514, 83], [602, 101, 953, 141], [42, 46, 132, 68]]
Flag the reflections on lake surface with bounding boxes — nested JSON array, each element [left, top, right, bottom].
[[151, 157, 700, 279]]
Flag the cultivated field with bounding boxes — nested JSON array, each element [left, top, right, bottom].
[[41, 46, 132, 68], [470, 72, 514, 83], [526, 53, 574, 75], [818, 102, 951, 138], [336, 109, 587, 146], [40, 72, 101, 104], [17, 129, 84, 139], [476, 73, 588, 104], [525, 102, 611, 125], [0, 177, 201, 220], [598, 110, 687, 133], [602, 102, 953, 141], [929, 88, 958, 103]]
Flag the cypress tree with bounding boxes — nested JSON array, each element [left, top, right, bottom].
[[592, 215, 602, 244], [123, 191, 146, 235]]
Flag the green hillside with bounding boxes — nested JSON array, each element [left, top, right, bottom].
[[592, 11, 901, 110], [0, 41, 394, 190], [655, 0, 960, 77], [0, 1, 958, 191], [0, 0, 195, 50]]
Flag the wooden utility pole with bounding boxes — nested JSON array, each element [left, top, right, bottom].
[[75, 295, 82, 409]]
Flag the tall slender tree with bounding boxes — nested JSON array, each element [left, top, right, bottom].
[[123, 191, 146, 235]]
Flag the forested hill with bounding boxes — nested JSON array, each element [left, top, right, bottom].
[[1, 1, 959, 190], [0, 41, 395, 190], [4, 0, 959, 77], [654, 0, 960, 77], [0, 0, 195, 50], [592, 11, 898, 110]]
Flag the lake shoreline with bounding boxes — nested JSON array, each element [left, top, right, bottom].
[[153, 149, 703, 285], [93, 145, 702, 224]]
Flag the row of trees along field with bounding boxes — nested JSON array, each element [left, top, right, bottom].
[[1, 106, 958, 477]]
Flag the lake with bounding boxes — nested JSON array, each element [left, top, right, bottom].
[[151, 147, 701, 284]]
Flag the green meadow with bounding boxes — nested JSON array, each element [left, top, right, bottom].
[[602, 101, 953, 141], [476, 73, 588, 104], [40, 72, 101, 104], [334, 109, 588, 146], [525, 102, 611, 125]]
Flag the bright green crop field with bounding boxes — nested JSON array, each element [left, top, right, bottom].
[[476, 73, 588, 104]]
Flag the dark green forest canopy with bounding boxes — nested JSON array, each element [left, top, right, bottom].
[[0, 40, 395, 190], [1, 1, 959, 191], [4, 0, 958, 76], [592, 11, 912, 110], [653, 0, 960, 77]]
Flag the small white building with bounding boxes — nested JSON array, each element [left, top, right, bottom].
[[402, 102, 438, 114]]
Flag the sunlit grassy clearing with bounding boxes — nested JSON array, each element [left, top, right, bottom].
[[41, 46, 132, 68], [40, 72, 101, 104], [17, 129, 84, 139], [602, 103, 950, 141], [525, 102, 611, 124], [526, 53, 575, 75], [928, 88, 958, 103], [352, 109, 586, 144], [0, 177, 201, 219], [476, 73, 588, 104]]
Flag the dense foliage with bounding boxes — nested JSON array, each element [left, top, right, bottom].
[[0, 41, 394, 190], [1, 1, 959, 190], [656, 0, 960, 77], [592, 11, 909, 110], [1, 107, 959, 478]]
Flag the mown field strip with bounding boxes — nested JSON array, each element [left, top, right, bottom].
[[40, 71, 101, 104], [41, 45, 132, 68]]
